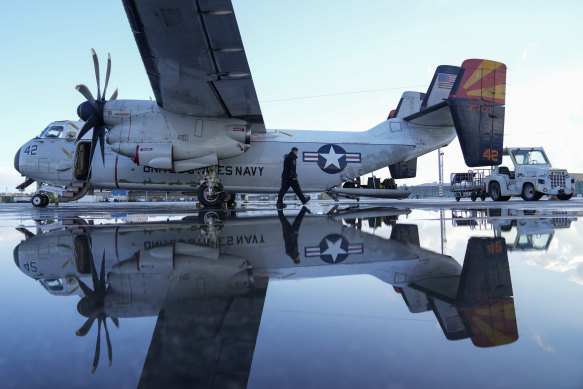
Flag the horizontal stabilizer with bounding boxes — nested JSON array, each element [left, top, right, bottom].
[[449, 59, 506, 167], [403, 101, 453, 127]]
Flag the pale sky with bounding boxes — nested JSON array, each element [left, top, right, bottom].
[[2, 0, 583, 192]]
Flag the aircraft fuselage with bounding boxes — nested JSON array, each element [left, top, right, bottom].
[[15, 101, 457, 194]]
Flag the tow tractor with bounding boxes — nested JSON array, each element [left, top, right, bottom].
[[451, 147, 575, 201], [486, 147, 575, 201]]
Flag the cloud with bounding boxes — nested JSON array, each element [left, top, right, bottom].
[[568, 264, 583, 286], [532, 332, 555, 353]]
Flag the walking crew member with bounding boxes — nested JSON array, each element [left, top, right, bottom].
[[277, 147, 310, 208], [278, 206, 310, 263]]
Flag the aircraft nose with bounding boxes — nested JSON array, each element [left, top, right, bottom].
[[13, 245, 20, 268], [14, 147, 21, 174]]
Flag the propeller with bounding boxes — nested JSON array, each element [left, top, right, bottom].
[[75, 49, 119, 168], [75, 251, 119, 373]]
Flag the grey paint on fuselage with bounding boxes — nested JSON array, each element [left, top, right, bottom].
[[16, 119, 456, 194]]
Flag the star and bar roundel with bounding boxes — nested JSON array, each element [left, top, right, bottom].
[[304, 234, 363, 264], [303, 144, 361, 174]]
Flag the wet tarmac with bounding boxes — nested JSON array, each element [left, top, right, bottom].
[[1, 199, 583, 388]]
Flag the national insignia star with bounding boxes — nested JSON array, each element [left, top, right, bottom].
[[321, 238, 347, 263], [320, 145, 343, 169]]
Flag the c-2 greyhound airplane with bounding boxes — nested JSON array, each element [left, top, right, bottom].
[[13, 0, 506, 207]]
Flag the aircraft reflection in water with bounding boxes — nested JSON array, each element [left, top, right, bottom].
[[14, 208, 519, 386], [452, 208, 577, 251]]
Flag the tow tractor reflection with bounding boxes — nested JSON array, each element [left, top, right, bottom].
[[452, 208, 577, 251], [14, 208, 518, 384]]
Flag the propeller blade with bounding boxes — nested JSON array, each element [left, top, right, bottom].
[[103, 53, 111, 100], [111, 316, 120, 328], [75, 85, 98, 111], [87, 126, 107, 169], [76, 114, 97, 141], [104, 318, 113, 366], [89, 251, 99, 291], [99, 129, 105, 165], [110, 88, 118, 101], [77, 277, 96, 302], [99, 251, 106, 290], [91, 49, 101, 101], [92, 317, 102, 374], [76, 315, 97, 337]]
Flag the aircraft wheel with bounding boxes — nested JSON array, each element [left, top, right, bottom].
[[470, 192, 477, 201], [480, 193, 487, 201], [31, 194, 46, 208], [198, 209, 225, 226], [521, 183, 538, 201], [489, 182, 503, 201], [225, 193, 237, 207], [197, 183, 226, 207], [558, 193, 573, 200]]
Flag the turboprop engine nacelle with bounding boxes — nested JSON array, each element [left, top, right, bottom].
[[106, 100, 251, 171]]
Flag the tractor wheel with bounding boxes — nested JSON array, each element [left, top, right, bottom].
[[521, 183, 539, 201]]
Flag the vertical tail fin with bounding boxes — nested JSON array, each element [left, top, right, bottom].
[[455, 237, 518, 347], [421, 65, 461, 110], [448, 59, 506, 167]]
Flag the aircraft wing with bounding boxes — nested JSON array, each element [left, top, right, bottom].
[[122, 0, 266, 132]]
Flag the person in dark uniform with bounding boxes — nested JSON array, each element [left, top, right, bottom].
[[278, 206, 310, 264], [277, 147, 310, 208]]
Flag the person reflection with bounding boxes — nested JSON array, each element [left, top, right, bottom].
[[278, 206, 309, 264]]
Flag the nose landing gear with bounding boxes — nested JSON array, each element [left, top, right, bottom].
[[31, 193, 51, 208]]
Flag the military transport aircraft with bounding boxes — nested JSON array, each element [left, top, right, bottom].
[[13, 0, 506, 207], [14, 208, 517, 380]]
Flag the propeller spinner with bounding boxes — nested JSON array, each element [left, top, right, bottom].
[[75, 49, 118, 166]]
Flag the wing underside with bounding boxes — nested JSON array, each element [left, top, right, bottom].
[[122, 0, 265, 131]]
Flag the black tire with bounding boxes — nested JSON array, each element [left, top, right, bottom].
[[480, 193, 486, 201], [558, 193, 573, 201], [489, 182, 503, 201], [471, 192, 477, 202], [521, 183, 538, 201], [31, 194, 46, 208], [455, 195, 461, 202], [225, 193, 237, 207], [198, 209, 226, 226], [197, 183, 226, 207], [41, 194, 50, 206]]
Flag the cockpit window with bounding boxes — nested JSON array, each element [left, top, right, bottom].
[[512, 149, 549, 165], [40, 125, 64, 138], [40, 278, 64, 291]]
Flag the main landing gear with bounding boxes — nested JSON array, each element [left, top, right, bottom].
[[197, 165, 236, 207]]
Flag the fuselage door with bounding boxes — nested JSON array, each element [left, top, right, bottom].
[[74, 142, 92, 181]]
